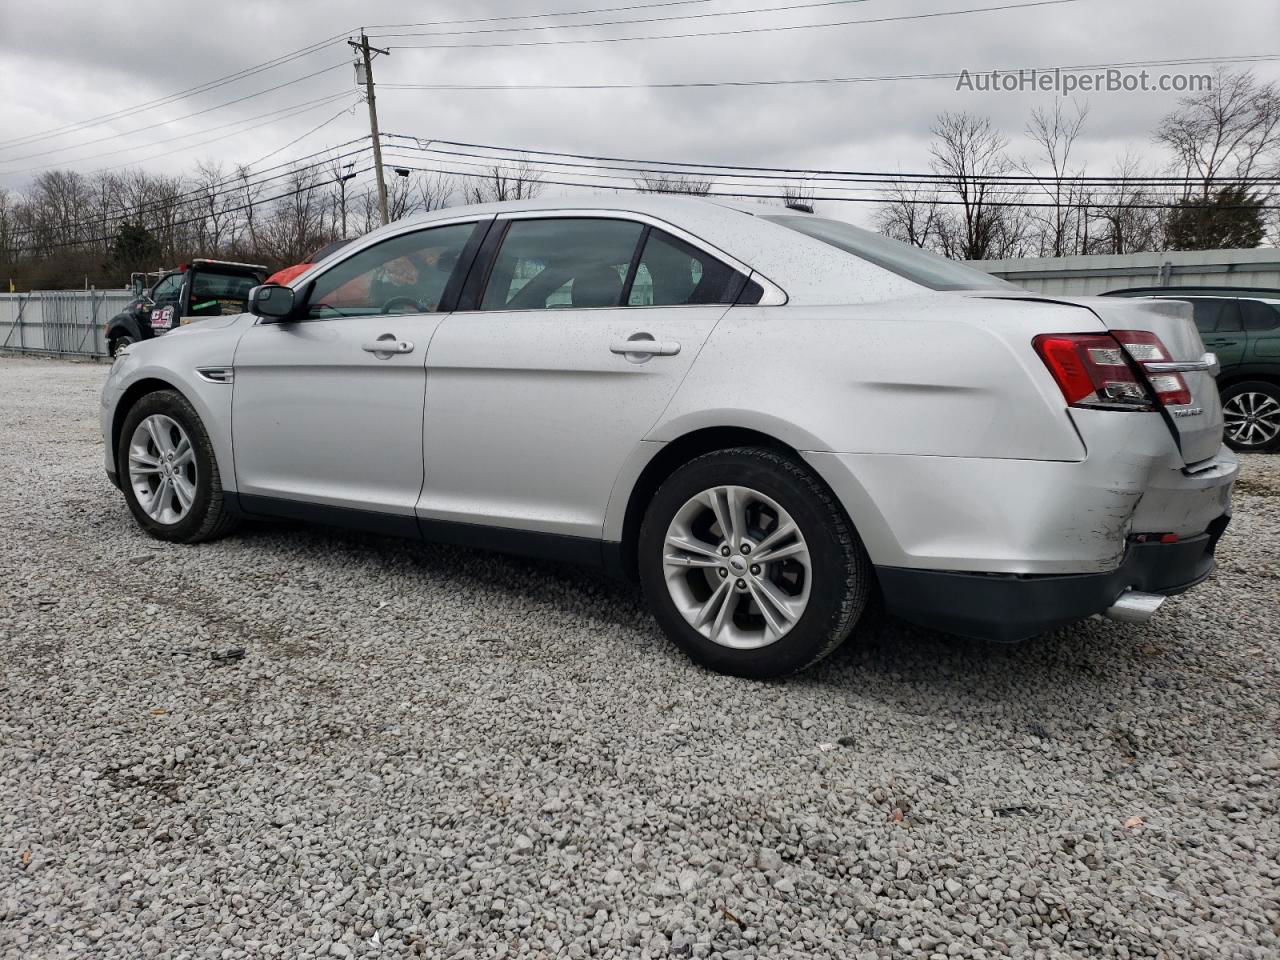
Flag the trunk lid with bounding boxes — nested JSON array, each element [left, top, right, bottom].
[[976, 292, 1224, 465]]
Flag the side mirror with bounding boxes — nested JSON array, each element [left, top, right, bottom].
[[248, 283, 296, 322]]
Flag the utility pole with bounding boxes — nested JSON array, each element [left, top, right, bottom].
[[350, 32, 391, 226]]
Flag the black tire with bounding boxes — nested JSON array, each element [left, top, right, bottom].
[[638, 446, 873, 679], [109, 334, 134, 357], [117, 389, 239, 543], [1220, 381, 1280, 453]]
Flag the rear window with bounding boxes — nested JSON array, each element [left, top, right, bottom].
[[762, 214, 1015, 292]]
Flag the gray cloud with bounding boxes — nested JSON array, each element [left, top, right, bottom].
[[2, 0, 1278, 226]]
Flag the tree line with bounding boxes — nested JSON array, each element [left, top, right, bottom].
[[875, 68, 1280, 260], [0, 68, 1276, 292]]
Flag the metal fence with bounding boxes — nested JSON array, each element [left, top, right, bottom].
[[966, 248, 1280, 297], [0, 290, 135, 359]]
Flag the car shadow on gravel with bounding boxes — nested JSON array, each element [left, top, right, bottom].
[[226, 517, 1154, 714]]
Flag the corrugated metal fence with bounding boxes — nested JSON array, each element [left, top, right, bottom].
[[0, 290, 135, 359], [967, 248, 1280, 297]]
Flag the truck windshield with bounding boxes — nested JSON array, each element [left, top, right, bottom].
[[762, 214, 1015, 292]]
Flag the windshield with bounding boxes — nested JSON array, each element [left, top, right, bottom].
[[762, 214, 1015, 292]]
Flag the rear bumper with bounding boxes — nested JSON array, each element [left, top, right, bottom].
[[876, 517, 1228, 642]]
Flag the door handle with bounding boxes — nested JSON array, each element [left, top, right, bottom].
[[609, 336, 681, 359], [362, 336, 414, 357]]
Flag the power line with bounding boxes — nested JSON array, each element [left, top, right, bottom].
[[369, 0, 877, 40], [0, 36, 351, 154], [386, 135, 1280, 187], [0, 91, 354, 176], [0, 63, 351, 168], [380, 0, 1083, 50], [382, 143, 1277, 203], [380, 156, 1280, 210], [380, 52, 1280, 92], [364, 0, 718, 30]]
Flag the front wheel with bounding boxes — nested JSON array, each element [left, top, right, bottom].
[[109, 334, 134, 357], [638, 447, 873, 679], [117, 390, 238, 543], [1221, 381, 1280, 452]]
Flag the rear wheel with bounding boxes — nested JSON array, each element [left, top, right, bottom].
[[117, 390, 238, 543], [1221, 381, 1280, 452], [638, 447, 873, 678]]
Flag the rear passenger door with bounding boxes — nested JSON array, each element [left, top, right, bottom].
[[418, 214, 749, 540], [1240, 298, 1280, 360]]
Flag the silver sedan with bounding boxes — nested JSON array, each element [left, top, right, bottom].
[[102, 195, 1237, 677]]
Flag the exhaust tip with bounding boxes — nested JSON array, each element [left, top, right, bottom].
[[1104, 590, 1167, 624]]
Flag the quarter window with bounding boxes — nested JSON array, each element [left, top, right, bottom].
[[481, 218, 643, 311], [628, 229, 738, 306], [1240, 300, 1280, 332], [306, 222, 476, 318]]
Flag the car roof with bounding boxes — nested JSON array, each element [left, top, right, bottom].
[[354, 193, 932, 306]]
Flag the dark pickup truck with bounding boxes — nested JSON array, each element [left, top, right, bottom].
[[106, 259, 267, 356]]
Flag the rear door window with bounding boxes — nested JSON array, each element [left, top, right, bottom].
[[480, 218, 643, 311]]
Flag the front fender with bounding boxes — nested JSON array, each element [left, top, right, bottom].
[[101, 319, 249, 492]]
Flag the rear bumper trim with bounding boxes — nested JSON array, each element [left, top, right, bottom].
[[876, 518, 1227, 643]]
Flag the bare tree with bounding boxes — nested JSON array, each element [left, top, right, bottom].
[[1090, 150, 1164, 254], [1157, 67, 1280, 200], [928, 112, 1020, 260], [466, 160, 544, 203], [780, 180, 816, 212], [417, 171, 457, 213], [874, 181, 943, 249], [635, 172, 714, 195], [1021, 100, 1090, 256]]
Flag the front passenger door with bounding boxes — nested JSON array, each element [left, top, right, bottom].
[[231, 219, 487, 519]]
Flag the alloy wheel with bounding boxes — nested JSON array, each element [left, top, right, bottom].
[[1223, 391, 1280, 448], [127, 414, 197, 524], [662, 484, 811, 650]]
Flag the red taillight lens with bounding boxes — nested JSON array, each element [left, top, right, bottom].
[[1111, 329, 1192, 405], [1033, 333, 1155, 410]]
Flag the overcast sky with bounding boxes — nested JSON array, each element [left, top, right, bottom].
[[1, 0, 1278, 225]]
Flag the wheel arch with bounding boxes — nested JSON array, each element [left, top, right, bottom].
[[106, 315, 143, 347], [111, 377, 184, 469], [611, 426, 832, 581], [1217, 371, 1280, 391]]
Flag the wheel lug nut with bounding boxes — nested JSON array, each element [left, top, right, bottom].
[[718, 567, 728, 578], [735, 578, 747, 590], [740, 542, 752, 554], [750, 564, 760, 576], [719, 546, 731, 557]]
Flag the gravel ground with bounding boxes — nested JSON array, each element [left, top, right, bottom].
[[1, 354, 1278, 960]]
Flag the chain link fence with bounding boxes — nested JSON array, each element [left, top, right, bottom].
[[0, 290, 135, 359]]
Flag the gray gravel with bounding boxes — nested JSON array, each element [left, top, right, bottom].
[[2, 354, 1278, 960]]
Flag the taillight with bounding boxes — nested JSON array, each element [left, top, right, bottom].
[[1033, 334, 1155, 410], [1111, 330, 1192, 405]]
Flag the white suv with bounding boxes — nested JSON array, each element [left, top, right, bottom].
[[101, 196, 1236, 677]]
